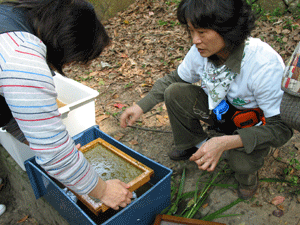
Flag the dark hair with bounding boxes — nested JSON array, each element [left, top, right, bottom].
[[4, 0, 110, 74], [177, 0, 256, 50]]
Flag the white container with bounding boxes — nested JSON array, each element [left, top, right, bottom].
[[53, 73, 99, 137], [0, 73, 99, 170], [0, 128, 34, 171]]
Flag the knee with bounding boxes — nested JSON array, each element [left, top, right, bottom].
[[164, 83, 190, 106]]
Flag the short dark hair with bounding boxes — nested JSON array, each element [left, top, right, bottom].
[[4, 0, 110, 74], [177, 0, 256, 50]]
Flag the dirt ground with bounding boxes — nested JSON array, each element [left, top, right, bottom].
[[0, 0, 300, 224]]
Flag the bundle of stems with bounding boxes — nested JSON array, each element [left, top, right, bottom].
[[161, 167, 187, 215], [162, 161, 245, 222], [181, 163, 228, 219]]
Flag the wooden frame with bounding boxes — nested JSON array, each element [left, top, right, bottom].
[[70, 138, 154, 215], [153, 214, 226, 225]]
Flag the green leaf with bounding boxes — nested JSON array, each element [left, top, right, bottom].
[[201, 198, 244, 221], [166, 168, 186, 215]]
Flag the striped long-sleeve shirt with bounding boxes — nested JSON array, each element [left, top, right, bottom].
[[0, 31, 99, 195]]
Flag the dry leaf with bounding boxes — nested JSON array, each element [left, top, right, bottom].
[[17, 215, 29, 223], [141, 83, 152, 87], [273, 149, 279, 158], [112, 94, 119, 99], [120, 54, 128, 58], [277, 205, 285, 211], [271, 196, 285, 206], [114, 103, 126, 109], [202, 203, 209, 209], [96, 114, 110, 123], [114, 132, 125, 141], [129, 140, 139, 145], [156, 115, 166, 125], [89, 71, 99, 77], [282, 29, 290, 34], [114, 29, 118, 37], [272, 209, 284, 217], [274, 26, 282, 34]]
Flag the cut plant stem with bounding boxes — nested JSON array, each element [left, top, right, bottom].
[[166, 167, 186, 215], [201, 198, 244, 221], [185, 163, 228, 219]]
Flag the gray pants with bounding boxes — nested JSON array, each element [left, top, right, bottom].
[[164, 83, 269, 185]]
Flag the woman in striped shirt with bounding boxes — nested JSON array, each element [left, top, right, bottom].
[[0, 0, 132, 213]]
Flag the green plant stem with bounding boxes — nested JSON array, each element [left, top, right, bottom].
[[166, 167, 186, 215], [185, 163, 228, 218], [215, 213, 243, 219], [201, 198, 244, 221]]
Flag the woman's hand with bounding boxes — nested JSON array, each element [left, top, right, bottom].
[[189, 135, 243, 172], [89, 178, 133, 210], [100, 180, 133, 210], [120, 104, 143, 128]]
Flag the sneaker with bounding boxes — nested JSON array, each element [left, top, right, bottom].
[[168, 147, 198, 161], [0, 204, 6, 216]]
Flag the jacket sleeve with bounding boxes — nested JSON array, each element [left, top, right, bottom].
[[137, 69, 189, 113], [235, 115, 293, 154], [0, 32, 99, 195]]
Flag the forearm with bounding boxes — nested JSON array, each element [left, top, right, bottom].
[[235, 115, 293, 154], [217, 135, 244, 152], [88, 177, 107, 199], [137, 69, 188, 113]]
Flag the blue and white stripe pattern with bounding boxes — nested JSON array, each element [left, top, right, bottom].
[[0, 31, 98, 195]]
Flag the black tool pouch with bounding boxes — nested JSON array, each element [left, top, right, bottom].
[[208, 100, 238, 135], [0, 95, 12, 127]]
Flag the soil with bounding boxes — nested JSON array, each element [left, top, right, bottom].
[[1, 0, 300, 224]]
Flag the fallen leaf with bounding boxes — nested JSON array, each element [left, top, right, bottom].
[[112, 94, 119, 99], [202, 203, 209, 209], [129, 140, 139, 145], [89, 71, 99, 77], [156, 115, 166, 125], [282, 29, 290, 34], [141, 83, 152, 87], [17, 215, 29, 223], [277, 205, 285, 211], [114, 132, 125, 141], [273, 149, 279, 158], [271, 196, 285, 205], [114, 29, 118, 37], [274, 26, 282, 34], [96, 114, 110, 123], [272, 209, 284, 217], [282, 37, 288, 42], [114, 103, 126, 109]]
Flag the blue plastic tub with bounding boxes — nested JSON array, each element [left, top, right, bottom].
[[25, 125, 172, 225]]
